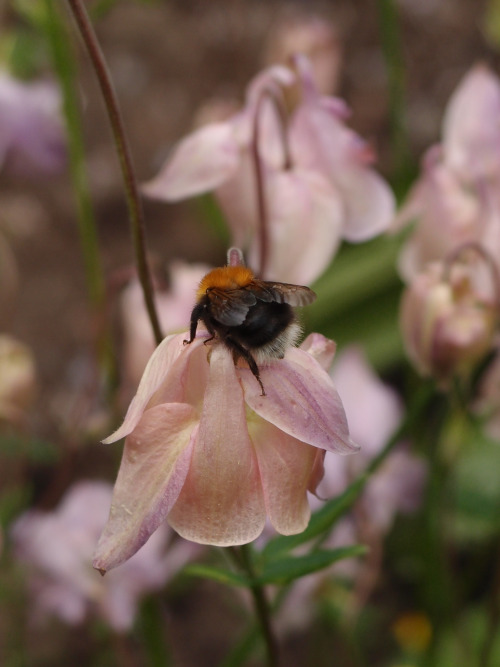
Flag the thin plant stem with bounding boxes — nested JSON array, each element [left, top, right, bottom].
[[44, 2, 104, 305], [377, 0, 412, 190], [66, 0, 163, 345], [44, 1, 116, 378], [228, 545, 279, 667]]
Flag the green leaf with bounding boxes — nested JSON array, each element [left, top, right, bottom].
[[305, 234, 405, 371], [448, 430, 500, 542], [255, 545, 367, 585], [183, 564, 252, 588], [0, 434, 59, 464], [261, 474, 368, 560]]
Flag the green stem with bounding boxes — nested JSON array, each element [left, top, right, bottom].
[[139, 597, 173, 667], [66, 0, 163, 346], [229, 545, 279, 667], [44, 1, 104, 308], [44, 1, 116, 380], [480, 538, 500, 667], [377, 0, 412, 190]]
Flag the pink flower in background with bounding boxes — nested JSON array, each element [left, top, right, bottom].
[[400, 260, 497, 385], [144, 57, 394, 284], [263, 12, 343, 96], [396, 65, 500, 281], [315, 346, 427, 527], [11, 481, 196, 632], [0, 71, 66, 176], [93, 332, 357, 573], [120, 261, 210, 391]]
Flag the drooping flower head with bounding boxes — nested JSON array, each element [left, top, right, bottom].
[[94, 251, 358, 573], [400, 249, 498, 385], [143, 56, 394, 284]]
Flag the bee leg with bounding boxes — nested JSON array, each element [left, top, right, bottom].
[[183, 303, 205, 345], [226, 336, 266, 396]]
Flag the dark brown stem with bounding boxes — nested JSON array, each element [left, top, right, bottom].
[[66, 0, 163, 345]]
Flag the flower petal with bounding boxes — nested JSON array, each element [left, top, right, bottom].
[[248, 168, 343, 284], [331, 346, 403, 459], [299, 333, 337, 371], [443, 64, 500, 181], [241, 348, 358, 454], [103, 334, 205, 444], [142, 123, 240, 201], [168, 346, 266, 545], [93, 402, 197, 572], [290, 94, 395, 241], [250, 418, 317, 535], [337, 165, 396, 242]]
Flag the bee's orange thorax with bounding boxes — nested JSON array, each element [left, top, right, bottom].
[[197, 266, 254, 300]]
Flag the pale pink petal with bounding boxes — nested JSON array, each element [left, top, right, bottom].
[[331, 346, 403, 459], [248, 168, 343, 283], [443, 64, 500, 181], [250, 418, 317, 534], [290, 96, 395, 241], [241, 348, 358, 454], [299, 333, 337, 371], [396, 154, 481, 283], [93, 403, 197, 572], [168, 346, 266, 545], [142, 123, 240, 201], [216, 152, 258, 248], [103, 334, 204, 444], [337, 166, 396, 242]]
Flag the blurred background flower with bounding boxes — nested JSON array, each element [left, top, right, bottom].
[[11, 480, 198, 632]]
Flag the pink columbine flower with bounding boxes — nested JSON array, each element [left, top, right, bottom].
[[396, 65, 500, 281], [143, 57, 394, 284], [93, 332, 357, 573], [400, 259, 498, 385], [0, 71, 66, 176], [11, 481, 196, 632]]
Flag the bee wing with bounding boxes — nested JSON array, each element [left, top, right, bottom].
[[208, 288, 257, 326], [252, 281, 317, 307]]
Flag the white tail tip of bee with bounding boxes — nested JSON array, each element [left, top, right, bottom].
[[227, 247, 245, 267]]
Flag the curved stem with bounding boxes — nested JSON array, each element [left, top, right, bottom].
[[66, 0, 163, 345]]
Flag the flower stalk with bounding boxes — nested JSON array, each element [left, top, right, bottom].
[[230, 545, 279, 667], [66, 0, 163, 345]]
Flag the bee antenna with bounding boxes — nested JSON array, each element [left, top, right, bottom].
[[227, 247, 245, 267]]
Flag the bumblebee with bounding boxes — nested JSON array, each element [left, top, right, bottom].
[[184, 253, 316, 395]]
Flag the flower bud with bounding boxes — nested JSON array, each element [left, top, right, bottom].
[[400, 261, 497, 385], [0, 335, 36, 424]]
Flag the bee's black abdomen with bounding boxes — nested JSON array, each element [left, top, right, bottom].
[[231, 301, 294, 349]]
